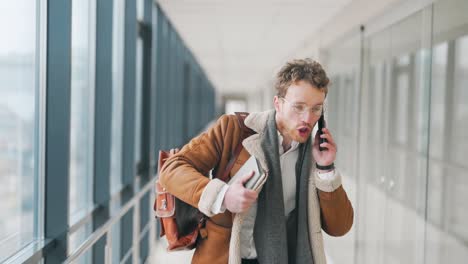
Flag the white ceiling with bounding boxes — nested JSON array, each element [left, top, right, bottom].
[[157, 0, 352, 95]]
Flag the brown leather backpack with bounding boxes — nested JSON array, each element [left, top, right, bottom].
[[154, 112, 254, 251]]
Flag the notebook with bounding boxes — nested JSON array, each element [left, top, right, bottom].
[[228, 155, 264, 190]]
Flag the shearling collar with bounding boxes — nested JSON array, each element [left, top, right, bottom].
[[241, 110, 275, 171], [244, 109, 274, 134]]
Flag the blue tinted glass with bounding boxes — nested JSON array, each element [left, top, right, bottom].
[[0, 0, 37, 261]]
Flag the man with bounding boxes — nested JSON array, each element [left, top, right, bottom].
[[159, 58, 354, 264]]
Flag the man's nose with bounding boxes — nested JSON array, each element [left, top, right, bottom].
[[301, 111, 314, 124]]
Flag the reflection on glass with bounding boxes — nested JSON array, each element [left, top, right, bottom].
[[0, 1, 37, 261], [137, 0, 144, 21], [453, 35, 468, 166], [414, 50, 431, 154], [110, 0, 125, 194], [367, 62, 386, 186], [449, 34, 468, 244], [428, 0, 468, 261], [319, 1, 468, 263], [320, 36, 361, 264], [394, 54, 410, 145], [429, 43, 447, 160], [428, 42, 447, 249], [69, 0, 94, 223]]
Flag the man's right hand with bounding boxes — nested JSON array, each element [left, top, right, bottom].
[[223, 171, 258, 213]]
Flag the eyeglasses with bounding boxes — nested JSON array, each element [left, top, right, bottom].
[[280, 97, 323, 117]]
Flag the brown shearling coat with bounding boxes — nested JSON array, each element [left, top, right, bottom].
[[159, 110, 354, 264]]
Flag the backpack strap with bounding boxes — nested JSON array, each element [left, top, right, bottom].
[[218, 112, 255, 182]]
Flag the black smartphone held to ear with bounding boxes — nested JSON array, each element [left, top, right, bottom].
[[318, 111, 327, 151]]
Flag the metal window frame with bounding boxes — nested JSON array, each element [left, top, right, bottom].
[[92, 0, 114, 262], [149, 1, 160, 247], [122, 0, 137, 189], [63, 180, 154, 264], [154, 6, 164, 152], [87, 0, 98, 217], [137, 0, 155, 259], [137, 0, 155, 180], [120, 0, 139, 262], [43, 0, 73, 263], [36, 0, 48, 244]]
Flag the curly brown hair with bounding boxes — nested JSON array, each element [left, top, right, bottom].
[[275, 58, 329, 98]]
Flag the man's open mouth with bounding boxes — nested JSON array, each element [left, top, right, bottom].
[[298, 127, 310, 136]]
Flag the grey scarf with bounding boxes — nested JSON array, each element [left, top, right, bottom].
[[253, 111, 314, 263]]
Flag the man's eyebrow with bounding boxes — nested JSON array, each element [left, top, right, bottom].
[[292, 101, 323, 107]]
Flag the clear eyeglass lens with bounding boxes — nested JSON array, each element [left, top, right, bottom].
[[281, 98, 323, 116], [286, 101, 323, 115]]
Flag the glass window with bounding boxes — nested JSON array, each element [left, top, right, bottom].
[[110, 0, 125, 194], [110, 198, 122, 263], [69, 0, 95, 223], [137, 0, 144, 21], [0, 0, 38, 261], [68, 222, 92, 263]]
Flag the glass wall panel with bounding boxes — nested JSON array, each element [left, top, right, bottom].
[[381, 9, 431, 264], [0, 1, 38, 261], [319, 1, 468, 264], [427, 0, 468, 262], [69, 0, 95, 223], [322, 34, 361, 264], [325, 34, 361, 181], [110, 0, 126, 194], [341, 6, 432, 264], [355, 29, 392, 264]]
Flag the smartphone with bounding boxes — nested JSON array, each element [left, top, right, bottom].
[[318, 111, 327, 151]]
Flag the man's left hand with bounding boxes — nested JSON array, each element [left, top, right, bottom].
[[312, 127, 337, 170]]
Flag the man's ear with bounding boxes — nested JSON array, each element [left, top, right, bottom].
[[273, 96, 280, 112]]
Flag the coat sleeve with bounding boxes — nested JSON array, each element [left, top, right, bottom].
[[315, 170, 354, 236], [158, 114, 241, 215]]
